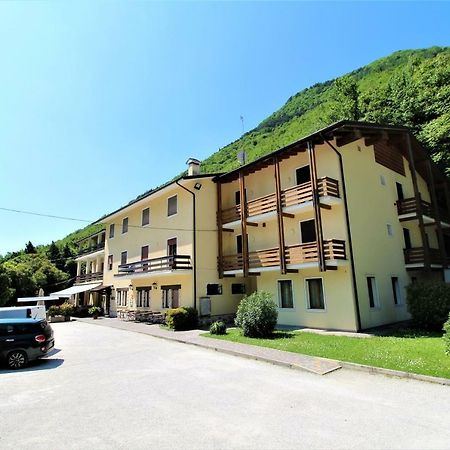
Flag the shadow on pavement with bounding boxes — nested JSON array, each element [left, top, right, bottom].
[[0, 349, 64, 374]]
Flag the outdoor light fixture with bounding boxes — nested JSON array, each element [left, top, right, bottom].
[[129, 283, 133, 290], [194, 182, 202, 190], [152, 282, 158, 289]]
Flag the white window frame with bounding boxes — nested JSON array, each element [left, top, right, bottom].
[[294, 164, 311, 187], [367, 276, 380, 309], [299, 218, 316, 244], [116, 289, 128, 307], [277, 279, 295, 310], [109, 223, 115, 239], [122, 217, 129, 234], [305, 277, 326, 312], [136, 287, 151, 308], [391, 276, 403, 306], [167, 195, 178, 217]]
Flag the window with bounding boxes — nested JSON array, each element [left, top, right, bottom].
[[231, 283, 246, 294], [296, 165, 311, 185], [116, 289, 128, 307], [387, 224, 393, 236], [367, 277, 380, 308], [306, 278, 325, 310], [120, 251, 127, 265], [300, 219, 316, 243], [167, 238, 177, 256], [109, 224, 115, 239], [107, 255, 113, 271], [392, 277, 401, 305], [122, 217, 128, 234], [161, 285, 181, 308], [278, 280, 294, 309], [236, 235, 243, 254], [403, 228, 412, 249], [168, 195, 177, 216], [142, 208, 150, 226], [136, 287, 151, 308], [396, 182, 404, 201], [235, 189, 247, 206], [207, 284, 222, 295]]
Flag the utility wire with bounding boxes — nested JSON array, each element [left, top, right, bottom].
[[0, 206, 220, 232]]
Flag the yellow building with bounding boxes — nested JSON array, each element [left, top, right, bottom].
[[215, 121, 449, 331], [74, 121, 450, 331]]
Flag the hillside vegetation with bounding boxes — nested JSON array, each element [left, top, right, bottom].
[[1, 46, 449, 303]]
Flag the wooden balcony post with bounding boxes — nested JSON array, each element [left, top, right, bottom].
[[274, 156, 287, 273], [307, 141, 326, 271], [406, 133, 430, 270], [239, 172, 249, 277], [217, 181, 224, 278], [426, 160, 447, 268]]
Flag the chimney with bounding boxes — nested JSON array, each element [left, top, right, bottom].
[[186, 158, 201, 176]]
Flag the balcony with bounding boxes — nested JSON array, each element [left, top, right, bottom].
[[397, 198, 450, 226], [75, 272, 103, 284], [404, 248, 444, 268], [77, 241, 105, 257], [116, 255, 192, 276], [220, 239, 346, 274], [220, 177, 340, 226]]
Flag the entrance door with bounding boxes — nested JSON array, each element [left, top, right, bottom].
[[167, 238, 177, 256], [300, 219, 316, 243], [141, 245, 149, 271], [296, 166, 311, 185]]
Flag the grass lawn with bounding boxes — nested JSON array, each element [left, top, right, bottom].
[[203, 328, 450, 379]]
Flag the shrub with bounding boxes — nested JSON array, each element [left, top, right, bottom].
[[235, 291, 278, 338], [444, 313, 450, 356], [59, 302, 74, 317], [210, 321, 227, 335], [88, 306, 101, 316], [165, 307, 198, 331], [407, 282, 450, 330], [47, 305, 61, 317]]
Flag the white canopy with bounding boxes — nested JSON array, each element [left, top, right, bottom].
[[51, 282, 102, 298], [17, 296, 59, 303]]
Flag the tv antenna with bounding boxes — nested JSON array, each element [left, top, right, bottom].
[[240, 115, 245, 135]]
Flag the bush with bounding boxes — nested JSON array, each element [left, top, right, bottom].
[[59, 302, 74, 317], [47, 305, 61, 317], [88, 306, 101, 316], [210, 321, 227, 335], [165, 307, 198, 331], [444, 313, 450, 356], [235, 291, 278, 338], [407, 282, 450, 330], [72, 305, 104, 317]]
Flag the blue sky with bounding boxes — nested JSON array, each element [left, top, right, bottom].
[[0, 1, 449, 255]]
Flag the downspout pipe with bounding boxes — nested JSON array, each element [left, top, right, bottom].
[[320, 134, 362, 332], [175, 180, 197, 310]]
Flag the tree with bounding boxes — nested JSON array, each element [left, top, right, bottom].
[[327, 75, 360, 122], [24, 241, 36, 254], [62, 243, 77, 278], [0, 264, 12, 306], [47, 241, 63, 271]]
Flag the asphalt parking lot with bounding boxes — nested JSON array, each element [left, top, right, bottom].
[[1, 321, 449, 450]]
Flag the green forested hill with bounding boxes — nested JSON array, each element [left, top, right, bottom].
[[200, 46, 450, 174], [1, 46, 449, 302]]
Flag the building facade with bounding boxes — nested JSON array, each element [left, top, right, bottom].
[[72, 121, 450, 331]]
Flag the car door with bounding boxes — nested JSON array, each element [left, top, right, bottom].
[[0, 324, 17, 355]]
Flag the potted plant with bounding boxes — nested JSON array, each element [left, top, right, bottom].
[[88, 306, 101, 319], [47, 305, 65, 323], [59, 302, 74, 322]]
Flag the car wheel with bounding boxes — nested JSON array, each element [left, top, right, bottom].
[[7, 351, 28, 370]]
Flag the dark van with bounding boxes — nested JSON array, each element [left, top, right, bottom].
[[0, 318, 54, 369]]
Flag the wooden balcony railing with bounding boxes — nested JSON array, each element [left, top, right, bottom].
[[220, 177, 340, 224], [220, 240, 346, 272], [78, 241, 105, 256], [397, 198, 449, 223], [404, 248, 443, 266], [75, 272, 103, 284], [117, 255, 192, 275]]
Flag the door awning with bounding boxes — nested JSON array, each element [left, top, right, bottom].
[[51, 282, 102, 298]]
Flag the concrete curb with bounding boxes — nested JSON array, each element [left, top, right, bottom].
[[337, 360, 450, 386], [74, 319, 450, 385]]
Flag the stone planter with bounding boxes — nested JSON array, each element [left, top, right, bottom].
[[50, 315, 65, 323]]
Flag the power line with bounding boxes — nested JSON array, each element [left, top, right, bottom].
[[0, 206, 219, 232]]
